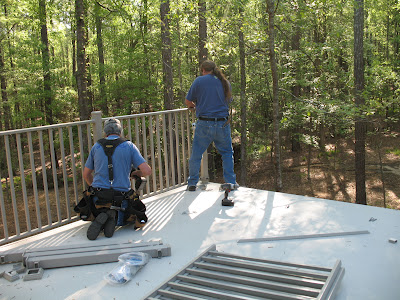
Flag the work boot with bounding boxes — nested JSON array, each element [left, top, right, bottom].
[[87, 212, 108, 240], [103, 210, 117, 238], [187, 185, 196, 191]]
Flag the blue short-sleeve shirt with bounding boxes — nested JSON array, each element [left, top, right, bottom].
[[186, 74, 232, 118], [85, 135, 146, 192]]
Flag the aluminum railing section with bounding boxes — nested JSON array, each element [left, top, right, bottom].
[[0, 108, 195, 246]]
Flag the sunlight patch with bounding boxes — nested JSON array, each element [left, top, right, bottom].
[[186, 193, 218, 219]]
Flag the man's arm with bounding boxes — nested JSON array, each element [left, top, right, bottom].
[[185, 99, 195, 108], [131, 162, 152, 178], [83, 167, 94, 186]]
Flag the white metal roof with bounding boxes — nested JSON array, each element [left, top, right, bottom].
[[1, 183, 399, 299]]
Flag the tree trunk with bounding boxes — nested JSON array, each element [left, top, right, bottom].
[[198, 0, 208, 65], [0, 4, 10, 129], [140, 0, 151, 112], [86, 54, 93, 112], [95, 2, 108, 116], [267, 0, 282, 191], [75, 0, 89, 121], [0, 44, 10, 131], [354, 0, 367, 205], [239, 5, 247, 186], [39, 0, 53, 125], [72, 25, 76, 87], [291, 2, 301, 152], [175, 11, 185, 103], [160, 0, 173, 110], [4, 4, 18, 129]]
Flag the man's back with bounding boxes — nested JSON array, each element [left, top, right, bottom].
[[85, 136, 145, 192], [186, 74, 229, 118]]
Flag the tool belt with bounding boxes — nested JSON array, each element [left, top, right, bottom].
[[88, 186, 134, 207], [74, 186, 147, 225]]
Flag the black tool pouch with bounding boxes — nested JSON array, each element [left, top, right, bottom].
[[125, 196, 147, 223], [74, 191, 94, 221]]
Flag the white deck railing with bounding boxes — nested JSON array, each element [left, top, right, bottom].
[[0, 109, 200, 246]]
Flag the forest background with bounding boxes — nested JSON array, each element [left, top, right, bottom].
[[0, 0, 399, 209]]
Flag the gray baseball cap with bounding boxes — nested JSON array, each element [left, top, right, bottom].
[[103, 118, 122, 135]]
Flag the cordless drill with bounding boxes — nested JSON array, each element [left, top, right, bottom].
[[220, 183, 235, 206]]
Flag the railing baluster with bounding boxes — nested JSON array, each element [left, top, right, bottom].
[[49, 129, 61, 223], [162, 114, 170, 189], [134, 117, 140, 148], [0, 136, 9, 240], [68, 126, 79, 205], [142, 116, 150, 193], [59, 128, 71, 220], [16, 133, 31, 232], [180, 111, 187, 183], [188, 110, 194, 156], [5, 135, 20, 235], [78, 125, 86, 190], [39, 131, 52, 225], [155, 115, 164, 191], [86, 123, 93, 150], [168, 113, 175, 186], [28, 132, 42, 230], [127, 118, 132, 141], [174, 113, 181, 185], [134, 117, 143, 196], [119, 119, 124, 138], [149, 116, 157, 194]]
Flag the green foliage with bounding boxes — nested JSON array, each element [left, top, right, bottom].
[[0, 0, 398, 156], [387, 148, 400, 156], [248, 139, 271, 160]]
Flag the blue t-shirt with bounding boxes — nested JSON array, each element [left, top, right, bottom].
[[186, 74, 232, 118], [85, 135, 146, 192]]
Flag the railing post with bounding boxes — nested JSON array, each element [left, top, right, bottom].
[[200, 151, 209, 184], [91, 111, 103, 141]]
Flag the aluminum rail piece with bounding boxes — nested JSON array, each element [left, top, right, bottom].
[[237, 230, 370, 243], [23, 241, 170, 269], [144, 244, 344, 300], [0, 240, 159, 264]]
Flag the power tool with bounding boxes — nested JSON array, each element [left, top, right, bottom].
[[220, 183, 236, 206]]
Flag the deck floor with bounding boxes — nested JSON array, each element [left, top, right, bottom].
[[1, 183, 399, 300]]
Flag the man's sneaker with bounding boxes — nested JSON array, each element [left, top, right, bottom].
[[87, 212, 108, 240], [187, 185, 196, 191], [103, 210, 117, 238]]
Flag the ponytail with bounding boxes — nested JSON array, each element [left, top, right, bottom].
[[200, 60, 232, 101]]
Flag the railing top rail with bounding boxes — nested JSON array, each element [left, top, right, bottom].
[[0, 108, 191, 137], [111, 108, 189, 121], [0, 119, 95, 136]]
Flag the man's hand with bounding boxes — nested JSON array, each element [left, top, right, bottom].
[[130, 162, 151, 178], [185, 99, 195, 108]]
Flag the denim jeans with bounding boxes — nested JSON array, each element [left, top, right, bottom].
[[188, 119, 236, 186]]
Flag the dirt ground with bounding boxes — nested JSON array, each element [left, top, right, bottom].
[[215, 133, 400, 209]]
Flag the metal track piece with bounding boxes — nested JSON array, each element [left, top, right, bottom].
[[144, 245, 344, 300]]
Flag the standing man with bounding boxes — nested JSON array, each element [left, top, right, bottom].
[[185, 60, 237, 191], [83, 118, 151, 240]]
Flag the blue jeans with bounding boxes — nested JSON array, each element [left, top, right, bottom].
[[188, 119, 236, 186]]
